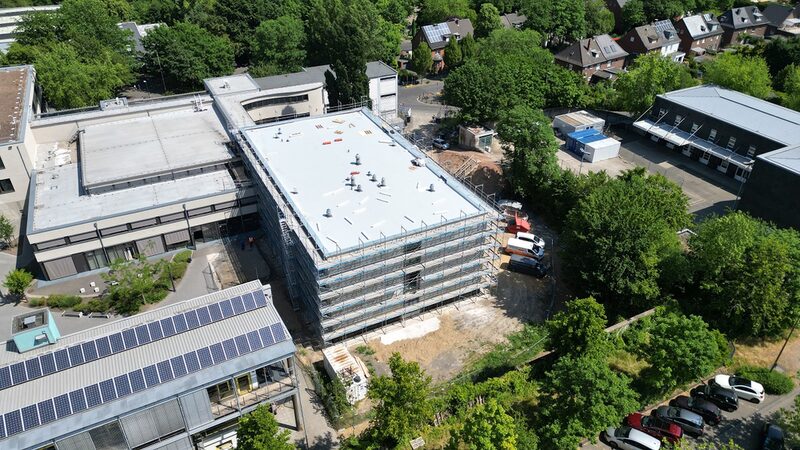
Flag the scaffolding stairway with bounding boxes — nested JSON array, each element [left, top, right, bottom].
[[279, 218, 301, 311], [453, 157, 479, 180]]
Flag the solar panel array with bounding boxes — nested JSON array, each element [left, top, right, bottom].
[[422, 23, 451, 44], [0, 290, 268, 392]]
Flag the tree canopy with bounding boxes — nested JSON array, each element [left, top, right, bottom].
[[763, 36, 800, 78], [417, 0, 476, 25], [476, 3, 503, 38], [521, 0, 586, 45], [250, 15, 306, 76], [584, 0, 615, 36], [443, 38, 463, 69], [546, 297, 611, 357], [703, 52, 772, 99], [613, 53, 697, 116], [236, 404, 294, 450], [621, 0, 646, 29], [449, 399, 517, 450], [412, 42, 434, 77]]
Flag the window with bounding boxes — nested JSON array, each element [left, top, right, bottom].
[[242, 94, 309, 111], [159, 212, 185, 224], [0, 179, 14, 194], [718, 160, 729, 172], [747, 145, 756, 157], [130, 218, 157, 230], [674, 114, 683, 126], [708, 129, 717, 142], [207, 380, 234, 402], [187, 206, 213, 217], [690, 123, 700, 133], [606, 61, 611, 67], [727, 136, 736, 149], [700, 152, 711, 164], [658, 108, 668, 118], [100, 224, 129, 237], [35, 238, 68, 251]]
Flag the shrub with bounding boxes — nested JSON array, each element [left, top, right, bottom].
[[46, 294, 82, 309], [735, 365, 795, 395], [355, 345, 375, 356], [28, 298, 45, 307], [168, 261, 188, 279], [173, 250, 192, 264], [75, 299, 111, 314], [4, 268, 33, 297], [144, 289, 169, 304]]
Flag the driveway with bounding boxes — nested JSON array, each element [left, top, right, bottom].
[[397, 78, 458, 146]]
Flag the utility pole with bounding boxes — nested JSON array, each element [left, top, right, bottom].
[[771, 318, 798, 372]]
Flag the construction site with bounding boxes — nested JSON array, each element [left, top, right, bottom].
[[235, 108, 501, 344]]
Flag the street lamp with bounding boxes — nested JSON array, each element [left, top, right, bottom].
[[578, 149, 589, 175]]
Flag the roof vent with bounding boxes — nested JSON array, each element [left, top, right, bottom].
[[355, 154, 361, 165], [371, 173, 378, 182], [355, 184, 363, 192], [324, 208, 333, 218], [428, 183, 435, 192], [379, 177, 386, 187]]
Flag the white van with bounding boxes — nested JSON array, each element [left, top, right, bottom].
[[505, 238, 544, 260], [515, 232, 545, 249]]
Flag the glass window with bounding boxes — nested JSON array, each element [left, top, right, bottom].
[[700, 152, 711, 164], [207, 380, 234, 402], [100, 224, 129, 237], [69, 231, 97, 243], [727, 136, 737, 149], [708, 129, 717, 141], [159, 212, 184, 223], [718, 160, 729, 172], [747, 145, 756, 157], [130, 218, 157, 230], [674, 115, 683, 126], [85, 249, 108, 270], [0, 178, 14, 194], [690, 123, 700, 133], [188, 206, 213, 217], [658, 108, 668, 118]]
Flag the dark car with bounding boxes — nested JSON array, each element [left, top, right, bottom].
[[761, 423, 785, 450], [507, 255, 548, 278], [626, 412, 683, 444], [690, 383, 739, 412], [670, 395, 722, 425], [652, 406, 705, 437]]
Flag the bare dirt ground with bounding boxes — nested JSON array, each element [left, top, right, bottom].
[[734, 333, 800, 375]]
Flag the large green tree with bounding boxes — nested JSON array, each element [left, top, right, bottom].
[[237, 404, 294, 450], [779, 394, 800, 448], [703, 52, 772, 99], [368, 353, 433, 448], [584, 0, 615, 36], [546, 297, 611, 357], [521, 0, 585, 44], [476, 3, 503, 38], [211, 0, 299, 62], [412, 42, 434, 77], [561, 168, 691, 309], [780, 64, 800, 111], [538, 355, 639, 449], [621, 0, 646, 29], [764, 36, 800, 77], [250, 15, 306, 76], [443, 37, 463, 69], [449, 399, 517, 450], [142, 22, 234, 90], [686, 212, 800, 338], [417, 0, 476, 25], [613, 52, 697, 116]]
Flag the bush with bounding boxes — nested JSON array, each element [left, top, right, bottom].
[[144, 289, 169, 304], [3, 268, 33, 297], [173, 250, 192, 264], [46, 294, 82, 309], [28, 298, 45, 307], [75, 299, 111, 314], [735, 365, 795, 395], [168, 261, 188, 279]]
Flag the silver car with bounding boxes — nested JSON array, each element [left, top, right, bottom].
[[604, 426, 661, 450], [653, 406, 705, 437]]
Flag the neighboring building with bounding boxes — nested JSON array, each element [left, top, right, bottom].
[[553, 110, 605, 136], [674, 13, 724, 55], [322, 345, 369, 404], [0, 65, 41, 239], [739, 145, 800, 230], [0, 5, 60, 53], [718, 6, 769, 47], [619, 20, 685, 62], [605, 0, 630, 33], [412, 19, 474, 72], [117, 21, 162, 54], [565, 129, 621, 163], [0, 281, 300, 450], [500, 13, 527, 29], [554, 34, 629, 82], [633, 84, 800, 183], [458, 124, 495, 152], [234, 109, 499, 343], [762, 3, 800, 37]]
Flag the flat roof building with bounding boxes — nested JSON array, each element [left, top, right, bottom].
[[739, 145, 800, 229], [0, 281, 299, 450]]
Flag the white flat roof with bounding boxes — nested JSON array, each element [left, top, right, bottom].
[[31, 164, 237, 232], [242, 110, 484, 255], [80, 108, 233, 188]]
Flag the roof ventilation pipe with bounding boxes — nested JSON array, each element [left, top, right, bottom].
[[371, 173, 378, 182], [356, 184, 363, 192], [379, 177, 386, 187], [324, 208, 333, 217], [355, 154, 361, 165], [429, 183, 435, 192]]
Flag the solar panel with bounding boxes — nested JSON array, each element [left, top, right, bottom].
[[196, 307, 211, 325], [21, 405, 39, 430], [231, 296, 245, 314], [156, 361, 173, 382], [0, 416, 5, 438], [208, 303, 223, 321], [173, 314, 188, 333], [69, 389, 87, 413], [197, 348, 213, 369], [135, 325, 151, 344], [0, 367, 11, 389], [209, 343, 226, 364], [253, 289, 268, 307], [53, 394, 71, 419], [96, 336, 112, 357], [222, 339, 239, 358], [220, 299, 234, 317], [10, 362, 26, 384], [247, 330, 263, 350], [235, 335, 251, 354], [170, 356, 187, 377], [39, 353, 56, 376], [242, 292, 256, 311], [25, 358, 42, 379], [109, 333, 125, 353], [100, 379, 117, 402], [122, 329, 138, 349], [114, 375, 131, 397], [143, 365, 160, 387], [184, 351, 200, 373], [55, 349, 72, 371], [160, 317, 176, 337], [129, 370, 146, 392], [82, 341, 99, 362], [68, 345, 85, 365], [84, 384, 102, 408], [259, 327, 275, 346], [5, 410, 22, 436], [37, 400, 56, 425], [184, 310, 200, 329], [148, 321, 164, 340], [270, 323, 287, 342]]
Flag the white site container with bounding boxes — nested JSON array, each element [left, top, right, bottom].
[[322, 345, 370, 404]]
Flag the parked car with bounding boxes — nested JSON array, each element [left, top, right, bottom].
[[505, 238, 545, 260], [669, 395, 722, 425], [432, 137, 449, 149], [760, 423, 786, 450], [507, 255, 548, 278], [515, 232, 545, 249], [505, 215, 531, 233], [690, 383, 739, 412], [605, 426, 661, 450], [713, 374, 765, 403], [652, 406, 705, 437], [625, 412, 683, 444]]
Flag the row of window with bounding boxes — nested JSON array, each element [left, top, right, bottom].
[[243, 95, 310, 111], [659, 109, 758, 157], [33, 197, 258, 252]]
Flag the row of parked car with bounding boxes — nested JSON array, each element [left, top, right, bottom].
[[498, 200, 551, 278], [604, 374, 784, 450]]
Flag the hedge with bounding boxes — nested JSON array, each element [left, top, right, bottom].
[[173, 250, 192, 264], [735, 365, 795, 395], [28, 295, 83, 309]]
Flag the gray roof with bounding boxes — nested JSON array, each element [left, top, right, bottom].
[[719, 6, 769, 30], [631, 20, 681, 50], [0, 65, 34, 146], [757, 144, 800, 175], [660, 85, 800, 146], [500, 13, 527, 28], [762, 4, 800, 27], [252, 61, 395, 91], [0, 282, 294, 446], [555, 34, 628, 67], [366, 61, 397, 79], [680, 13, 724, 38], [420, 19, 474, 50]]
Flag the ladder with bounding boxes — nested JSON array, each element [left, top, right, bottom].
[[453, 157, 479, 180]]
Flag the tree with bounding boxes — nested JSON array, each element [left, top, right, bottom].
[[614, 53, 697, 116], [412, 42, 434, 77], [634, 311, 727, 392], [561, 169, 691, 309], [621, 0, 646, 29], [585, 0, 615, 36], [3, 269, 33, 298], [703, 52, 772, 99], [58, 0, 132, 57], [460, 33, 477, 61], [449, 399, 517, 450], [779, 64, 800, 111], [522, 0, 585, 44], [778, 394, 800, 448], [0, 215, 14, 246], [417, 0, 475, 25], [476, 3, 502, 38], [251, 15, 306, 76], [237, 404, 294, 450], [538, 354, 639, 448], [686, 212, 800, 338], [368, 353, 433, 447], [375, 0, 414, 24], [443, 37, 463, 69], [764, 36, 800, 77], [211, 0, 293, 62], [371, 18, 404, 64], [102, 257, 168, 314], [142, 22, 234, 91], [546, 297, 611, 357], [642, 0, 684, 23]]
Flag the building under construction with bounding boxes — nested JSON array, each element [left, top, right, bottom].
[[235, 108, 499, 343]]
